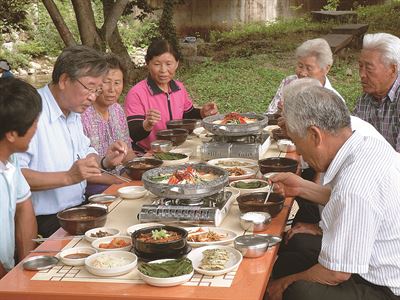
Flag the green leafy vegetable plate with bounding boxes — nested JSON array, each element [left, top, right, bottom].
[[137, 258, 194, 287]]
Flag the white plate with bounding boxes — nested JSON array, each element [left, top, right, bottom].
[[91, 235, 132, 252], [85, 251, 137, 277], [193, 127, 207, 136], [59, 247, 97, 266], [118, 186, 147, 199], [187, 245, 243, 276], [186, 227, 237, 247], [161, 155, 189, 166], [137, 259, 194, 287], [84, 227, 120, 243], [226, 167, 257, 182], [126, 223, 164, 236], [207, 158, 258, 170], [229, 179, 271, 196]]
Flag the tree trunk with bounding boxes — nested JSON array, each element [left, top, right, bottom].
[[41, 0, 77, 47], [101, 0, 129, 42], [71, 0, 103, 50]]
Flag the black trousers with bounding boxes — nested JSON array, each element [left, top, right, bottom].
[[36, 214, 60, 238], [284, 275, 399, 300]]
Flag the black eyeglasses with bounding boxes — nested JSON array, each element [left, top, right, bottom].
[[76, 79, 103, 96]]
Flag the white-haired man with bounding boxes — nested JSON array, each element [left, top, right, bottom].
[[353, 32, 400, 152]]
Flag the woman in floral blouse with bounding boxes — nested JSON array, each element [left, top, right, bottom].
[[81, 54, 135, 161]]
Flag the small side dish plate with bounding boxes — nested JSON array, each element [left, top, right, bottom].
[[23, 255, 59, 271], [187, 245, 243, 276], [126, 223, 164, 236], [85, 251, 137, 277], [207, 158, 258, 170], [186, 227, 237, 247], [91, 235, 132, 252], [59, 247, 97, 266], [88, 194, 118, 204], [118, 186, 147, 200], [137, 259, 194, 287], [84, 227, 120, 243]]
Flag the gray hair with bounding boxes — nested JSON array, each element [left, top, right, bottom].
[[363, 33, 400, 69], [52, 45, 108, 84], [295, 38, 333, 69], [282, 77, 321, 102], [283, 86, 351, 137]]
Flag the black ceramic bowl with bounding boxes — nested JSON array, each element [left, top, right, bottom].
[[266, 113, 281, 125], [237, 192, 285, 217], [271, 128, 290, 141], [123, 158, 163, 181], [166, 119, 198, 134], [156, 129, 189, 146], [56, 206, 107, 235], [131, 225, 188, 259], [258, 157, 298, 174]]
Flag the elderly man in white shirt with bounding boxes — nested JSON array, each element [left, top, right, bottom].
[[17, 46, 128, 237], [267, 86, 400, 300]]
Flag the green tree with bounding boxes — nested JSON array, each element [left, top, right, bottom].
[[0, 0, 31, 33]]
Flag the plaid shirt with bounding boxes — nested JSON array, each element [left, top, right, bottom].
[[353, 74, 400, 152]]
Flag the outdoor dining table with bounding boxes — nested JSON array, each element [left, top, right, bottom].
[[0, 133, 298, 300]]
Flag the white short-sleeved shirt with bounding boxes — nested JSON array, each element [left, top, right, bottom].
[[17, 85, 97, 215], [0, 155, 31, 271], [319, 131, 400, 295]]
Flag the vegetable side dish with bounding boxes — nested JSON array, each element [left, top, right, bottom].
[[91, 255, 131, 269], [98, 238, 131, 249], [215, 112, 257, 125], [138, 258, 193, 278], [233, 181, 268, 189], [187, 228, 226, 243], [153, 152, 187, 161], [199, 249, 230, 271]]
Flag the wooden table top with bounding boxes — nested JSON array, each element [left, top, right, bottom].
[[0, 134, 297, 300]]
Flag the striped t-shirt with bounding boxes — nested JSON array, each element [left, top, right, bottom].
[[319, 131, 400, 295]]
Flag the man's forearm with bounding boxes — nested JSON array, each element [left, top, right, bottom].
[[291, 263, 350, 286], [299, 180, 331, 205], [15, 200, 37, 262], [21, 168, 73, 191]]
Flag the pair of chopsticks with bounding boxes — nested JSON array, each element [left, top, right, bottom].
[[98, 167, 131, 183], [32, 235, 84, 243]]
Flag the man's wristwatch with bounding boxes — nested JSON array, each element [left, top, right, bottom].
[[100, 156, 115, 171]]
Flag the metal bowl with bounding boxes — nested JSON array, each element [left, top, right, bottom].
[[142, 163, 229, 199], [151, 140, 173, 153], [202, 113, 268, 136], [123, 158, 163, 181], [239, 211, 271, 232], [234, 235, 269, 258], [277, 139, 296, 153], [56, 206, 107, 235], [156, 129, 189, 146], [166, 119, 198, 134], [258, 157, 298, 175], [237, 192, 285, 217]]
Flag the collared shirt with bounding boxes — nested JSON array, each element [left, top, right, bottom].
[[16, 85, 97, 216], [0, 155, 31, 271], [125, 78, 195, 150], [319, 131, 400, 295], [352, 74, 400, 152], [266, 75, 343, 114], [81, 103, 131, 157]]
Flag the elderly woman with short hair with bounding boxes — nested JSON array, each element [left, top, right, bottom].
[[267, 38, 342, 114]]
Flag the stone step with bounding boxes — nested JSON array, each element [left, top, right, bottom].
[[311, 10, 357, 23], [321, 33, 353, 54], [332, 24, 369, 49]]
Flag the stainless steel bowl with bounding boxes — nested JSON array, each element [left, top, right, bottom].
[[234, 235, 269, 258], [239, 211, 271, 232], [151, 140, 173, 153]]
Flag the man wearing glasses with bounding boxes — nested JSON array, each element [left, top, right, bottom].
[[17, 46, 128, 237]]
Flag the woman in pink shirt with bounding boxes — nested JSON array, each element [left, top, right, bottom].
[[125, 39, 218, 151]]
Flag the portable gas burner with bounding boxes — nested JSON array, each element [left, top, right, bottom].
[[138, 188, 236, 226]]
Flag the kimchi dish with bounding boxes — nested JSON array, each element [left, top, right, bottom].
[[137, 229, 182, 244], [214, 112, 257, 125], [150, 166, 219, 185]]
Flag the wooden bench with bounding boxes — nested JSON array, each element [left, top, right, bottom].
[[332, 24, 369, 49], [321, 33, 353, 54], [311, 10, 357, 23]]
